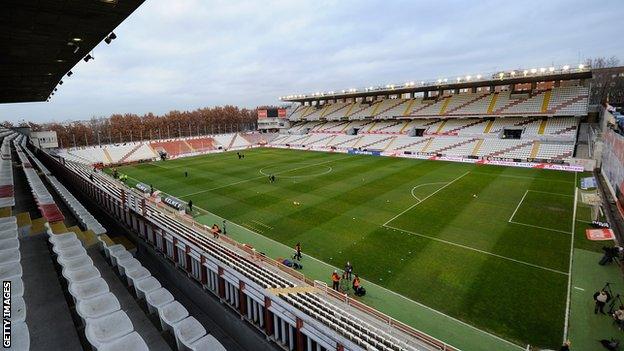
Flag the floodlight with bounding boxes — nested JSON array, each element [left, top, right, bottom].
[[67, 71, 73, 77], [84, 54, 93, 62], [562, 65, 570, 70]]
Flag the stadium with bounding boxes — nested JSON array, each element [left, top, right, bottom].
[[1, 1, 624, 351]]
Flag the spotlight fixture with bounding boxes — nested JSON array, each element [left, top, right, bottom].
[[104, 32, 117, 44], [54, 88, 57, 92], [59, 80, 63, 85], [51, 92, 55, 96], [84, 54, 93, 62], [67, 71, 73, 77]]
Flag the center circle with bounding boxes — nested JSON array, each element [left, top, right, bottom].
[[259, 163, 333, 179]]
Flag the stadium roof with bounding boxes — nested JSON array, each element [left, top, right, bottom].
[[0, 0, 144, 104], [280, 66, 593, 103]]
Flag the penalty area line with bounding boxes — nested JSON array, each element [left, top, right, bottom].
[[383, 224, 569, 276], [384, 171, 470, 226]]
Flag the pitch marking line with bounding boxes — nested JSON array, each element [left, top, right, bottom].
[[563, 173, 578, 342], [508, 221, 572, 235], [179, 156, 350, 198], [383, 224, 568, 276], [190, 203, 524, 350], [410, 182, 448, 201], [508, 190, 529, 223], [384, 171, 471, 226], [470, 171, 575, 184], [573, 286, 584, 291]]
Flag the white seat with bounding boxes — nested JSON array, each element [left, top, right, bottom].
[[58, 250, 90, 267], [0, 249, 20, 265], [146, 288, 174, 314], [134, 276, 161, 300], [11, 296, 26, 324], [56, 245, 87, 260], [0, 262, 22, 280], [48, 232, 78, 246], [85, 310, 134, 349], [0, 217, 17, 225], [63, 265, 101, 284], [5, 277, 24, 297], [60, 255, 94, 275], [125, 266, 150, 287], [68, 277, 109, 302], [190, 335, 226, 351], [98, 331, 149, 351], [7, 321, 29, 351], [76, 292, 121, 321], [52, 238, 82, 255], [158, 301, 189, 332], [117, 257, 141, 277], [0, 228, 18, 240], [110, 249, 132, 267], [173, 317, 206, 351], [105, 244, 126, 259], [0, 222, 17, 232], [0, 238, 19, 251]]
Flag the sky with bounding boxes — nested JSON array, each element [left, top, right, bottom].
[[2, 0, 624, 124]]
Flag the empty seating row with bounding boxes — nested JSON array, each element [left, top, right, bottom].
[[98, 237, 224, 351], [46, 226, 150, 350], [0, 216, 30, 350], [0, 133, 16, 209]]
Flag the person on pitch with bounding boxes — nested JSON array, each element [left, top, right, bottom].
[[294, 242, 302, 261], [331, 270, 341, 291]]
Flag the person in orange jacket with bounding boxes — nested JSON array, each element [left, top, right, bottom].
[[331, 270, 341, 291]]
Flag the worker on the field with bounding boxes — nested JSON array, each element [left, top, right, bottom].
[[353, 274, 362, 296], [294, 242, 302, 261], [331, 270, 340, 291], [344, 261, 353, 280]]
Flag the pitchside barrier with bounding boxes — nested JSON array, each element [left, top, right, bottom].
[[38, 147, 459, 351]]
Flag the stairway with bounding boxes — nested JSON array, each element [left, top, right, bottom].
[[471, 139, 484, 156], [434, 120, 448, 134], [486, 93, 499, 114], [444, 93, 491, 115], [537, 118, 547, 135], [483, 119, 495, 133], [530, 142, 541, 158], [407, 101, 436, 116], [439, 96, 452, 115], [227, 134, 238, 149], [118, 143, 143, 164], [540, 90, 552, 113], [319, 121, 348, 132], [103, 149, 113, 164], [487, 141, 534, 157]]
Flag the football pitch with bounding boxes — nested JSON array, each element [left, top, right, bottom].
[[111, 147, 587, 348]]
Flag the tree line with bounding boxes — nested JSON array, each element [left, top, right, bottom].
[[3, 105, 257, 149]]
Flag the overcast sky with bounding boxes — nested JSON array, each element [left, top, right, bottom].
[[2, 0, 623, 123]]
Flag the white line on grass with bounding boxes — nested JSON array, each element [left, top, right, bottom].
[[410, 182, 448, 200], [384, 171, 470, 226], [470, 171, 575, 184], [573, 286, 584, 291], [526, 189, 574, 197], [179, 156, 350, 198], [563, 172, 578, 342], [383, 224, 569, 276], [251, 219, 273, 229], [508, 221, 572, 235], [191, 203, 524, 350], [508, 190, 529, 223]]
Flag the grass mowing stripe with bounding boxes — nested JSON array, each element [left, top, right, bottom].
[[383, 171, 470, 226], [179, 155, 351, 198], [383, 224, 569, 275]]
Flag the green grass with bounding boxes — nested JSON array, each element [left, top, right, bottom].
[[111, 147, 580, 348]]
